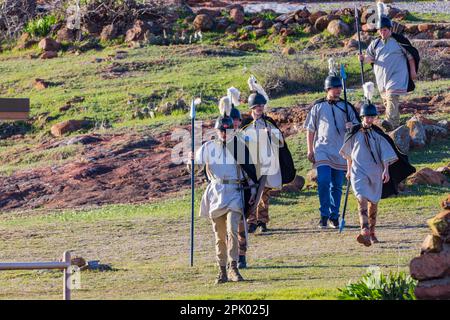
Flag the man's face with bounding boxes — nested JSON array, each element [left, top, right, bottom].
[[327, 87, 342, 100], [232, 118, 241, 130], [251, 105, 264, 118], [378, 27, 391, 40], [217, 129, 226, 141], [362, 116, 376, 127]]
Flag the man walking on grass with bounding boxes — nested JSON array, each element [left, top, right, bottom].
[[304, 59, 359, 229], [358, 2, 417, 131]]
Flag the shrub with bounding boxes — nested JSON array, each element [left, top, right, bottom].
[[23, 15, 57, 38], [418, 49, 450, 80], [251, 52, 328, 97], [338, 269, 417, 300]]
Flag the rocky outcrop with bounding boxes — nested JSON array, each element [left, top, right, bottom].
[[410, 195, 450, 299]]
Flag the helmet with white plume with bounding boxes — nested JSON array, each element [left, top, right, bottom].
[[376, 1, 392, 29], [324, 58, 342, 90], [360, 81, 378, 117], [247, 75, 269, 109], [215, 92, 234, 131]]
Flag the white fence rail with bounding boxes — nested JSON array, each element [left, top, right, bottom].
[[0, 251, 73, 300]]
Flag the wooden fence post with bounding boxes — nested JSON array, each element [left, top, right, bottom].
[[63, 251, 72, 301]]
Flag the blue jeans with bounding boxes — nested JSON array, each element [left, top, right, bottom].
[[317, 165, 345, 221]]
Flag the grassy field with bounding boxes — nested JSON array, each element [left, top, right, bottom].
[[0, 180, 447, 299], [0, 14, 449, 299]]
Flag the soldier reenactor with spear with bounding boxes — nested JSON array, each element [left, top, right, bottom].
[[188, 94, 259, 284]]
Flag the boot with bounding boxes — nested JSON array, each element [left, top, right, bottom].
[[248, 223, 258, 234], [228, 261, 244, 282], [356, 228, 372, 247], [238, 255, 247, 269], [215, 266, 228, 285], [370, 232, 380, 244]]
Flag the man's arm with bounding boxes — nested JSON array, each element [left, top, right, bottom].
[[306, 130, 315, 163], [346, 158, 352, 180]]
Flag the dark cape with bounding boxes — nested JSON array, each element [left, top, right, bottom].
[[222, 135, 258, 217], [241, 114, 296, 185], [373, 33, 420, 92], [344, 124, 416, 199]]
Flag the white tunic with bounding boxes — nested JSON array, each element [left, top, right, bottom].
[[195, 139, 246, 219], [340, 128, 398, 203], [304, 100, 359, 170], [243, 117, 283, 189], [366, 37, 411, 96]]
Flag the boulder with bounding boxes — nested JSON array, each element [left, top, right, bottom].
[[421, 235, 444, 255], [230, 7, 245, 25], [33, 78, 49, 90], [415, 277, 450, 300], [193, 14, 214, 31], [125, 20, 151, 42], [254, 29, 268, 38], [57, 27, 76, 42], [282, 47, 296, 55], [308, 11, 327, 25], [100, 24, 118, 42], [410, 252, 450, 281], [40, 51, 58, 59], [50, 120, 93, 137], [389, 125, 410, 154], [407, 116, 427, 149], [408, 168, 449, 187], [16, 32, 37, 50], [418, 23, 434, 33], [236, 42, 257, 52], [225, 24, 238, 34], [404, 24, 419, 34], [257, 20, 273, 29], [327, 19, 350, 37], [38, 38, 61, 52], [442, 195, 450, 210], [216, 18, 230, 32], [424, 125, 448, 142], [427, 210, 450, 239], [314, 15, 339, 32]]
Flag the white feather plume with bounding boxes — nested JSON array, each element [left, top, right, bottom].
[[247, 75, 269, 105], [328, 58, 337, 76], [227, 87, 240, 107], [377, 1, 387, 21], [218, 96, 232, 117], [363, 82, 375, 102]]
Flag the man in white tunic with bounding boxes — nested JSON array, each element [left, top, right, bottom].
[[190, 114, 257, 284], [340, 82, 398, 246], [241, 90, 283, 234], [358, 10, 417, 130], [304, 60, 360, 229]]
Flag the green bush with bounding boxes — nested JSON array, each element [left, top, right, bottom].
[[251, 52, 328, 97], [23, 15, 58, 38], [338, 270, 417, 300]]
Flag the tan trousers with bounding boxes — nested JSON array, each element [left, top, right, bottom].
[[357, 197, 378, 235], [211, 211, 241, 267], [247, 187, 271, 225], [383, 94, 400, 128]]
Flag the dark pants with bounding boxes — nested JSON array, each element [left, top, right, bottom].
[[317, 165, 345, 220]]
